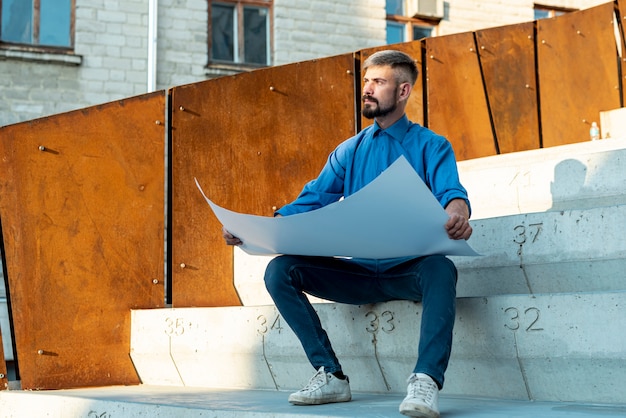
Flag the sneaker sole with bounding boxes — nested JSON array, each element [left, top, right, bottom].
[[289, 395, 352, 405], [399, 402, 439, 418]]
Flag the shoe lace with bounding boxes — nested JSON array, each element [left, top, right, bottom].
[[300, 368, 328, 392], [407, 374, 437, 403]]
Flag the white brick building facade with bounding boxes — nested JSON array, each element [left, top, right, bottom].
[[0, 0, 608, 126]]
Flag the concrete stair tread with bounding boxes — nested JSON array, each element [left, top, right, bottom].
[[130, 291, 626, 403], [457, 138, 626, 219], [1, 385, 625, 417]]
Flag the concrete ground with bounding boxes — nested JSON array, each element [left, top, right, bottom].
[[1, 385, 625, 417]]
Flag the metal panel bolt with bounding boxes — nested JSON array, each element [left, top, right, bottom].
[[0, 374, 5, 379], [152, 279, 159, 284], [180, 263, 186, 269], [38, 145, 46, 151]]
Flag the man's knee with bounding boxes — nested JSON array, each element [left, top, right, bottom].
[[421, 255, 458, 285], [264, 255, 297, 293]]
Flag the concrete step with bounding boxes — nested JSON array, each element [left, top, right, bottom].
[[457, 138, 626, 220], [1, 385, 625, 418], [234, 204, 626, 304], [130, 291, 626, 404], [451, 203, 626, 297]]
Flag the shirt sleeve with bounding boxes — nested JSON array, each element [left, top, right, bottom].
[[422, 133, 472, 217], [275, 144, 350, 216]]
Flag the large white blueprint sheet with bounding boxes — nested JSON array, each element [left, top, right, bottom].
[[196, 156, 478, 259]]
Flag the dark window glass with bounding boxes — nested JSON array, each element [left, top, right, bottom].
[[243, 6, 267, 65], [212, 3, 235, 61], [386, 21, 404, 44], [1, 0, 33, 44], [386, 0, 403, 15], [413, 25, 433, 40], [40, 0, 71, 47], [1, 0, 72, 47], [534, 9, 550, 20], [534, 7, 571, 20]]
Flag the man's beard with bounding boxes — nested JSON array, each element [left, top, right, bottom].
[[361, 93, 398, 119]]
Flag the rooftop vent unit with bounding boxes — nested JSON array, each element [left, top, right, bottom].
[[414, 0, 444, 19]]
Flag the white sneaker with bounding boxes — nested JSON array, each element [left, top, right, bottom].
[[399, 373, 440, 418], [288, 366, 351, 405]]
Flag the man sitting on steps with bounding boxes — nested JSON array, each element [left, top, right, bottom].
[[223, 49, 472, 418]]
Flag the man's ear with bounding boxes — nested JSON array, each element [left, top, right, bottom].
[[399, 82, 412, 101]]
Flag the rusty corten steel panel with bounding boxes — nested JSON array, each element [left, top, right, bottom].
[[476, 22, 540, 154], [0, 92, 166, 389], [619, 0, 626, 106], [171, 54, 357, 307], [0, 329, 7, 390], [425, 32, 497, 161], [359, 41, 424, 130], [538, 2, 621, 147]]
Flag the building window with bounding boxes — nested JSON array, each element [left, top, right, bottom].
[[534, 4, 576, 20], [386, 0, 440, 44], [0, 0, 73, 49], [210, 0, 272, 67], [412, 25, 434, 41]]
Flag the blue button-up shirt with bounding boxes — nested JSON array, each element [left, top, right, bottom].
[[276, 115, 470, 271]]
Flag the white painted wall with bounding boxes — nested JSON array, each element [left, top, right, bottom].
[[273, 0, 387, 65]]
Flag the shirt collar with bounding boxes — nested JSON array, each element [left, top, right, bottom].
[[372, 114, 410, 142]]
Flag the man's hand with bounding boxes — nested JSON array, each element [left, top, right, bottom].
[[222, 226, 242, 246], [444, 198, 472, 240]]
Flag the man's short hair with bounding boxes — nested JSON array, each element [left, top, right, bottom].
[[362, 50, 419, 86]]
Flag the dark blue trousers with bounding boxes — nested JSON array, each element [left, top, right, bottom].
[[264, 254, 457, 388]]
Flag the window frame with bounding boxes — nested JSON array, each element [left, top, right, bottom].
[[208, 0, 273, 71], [533, 3, 577, 20], [0, 0, 76, 52], [385, 0, 440, 44], [386, 13, 437, 44]]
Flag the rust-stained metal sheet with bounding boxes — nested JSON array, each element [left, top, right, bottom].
[[425, 32, 497, 160], [476, 22, 540, 153], [359, 41, 424, 129], [171, 54, 357, 307], [0, 92, 166, 389], [618, 0, 626, 107], [537, 2, 621, 147]]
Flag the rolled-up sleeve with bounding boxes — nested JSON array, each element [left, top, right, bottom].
[[423, 135, 472, 217]]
